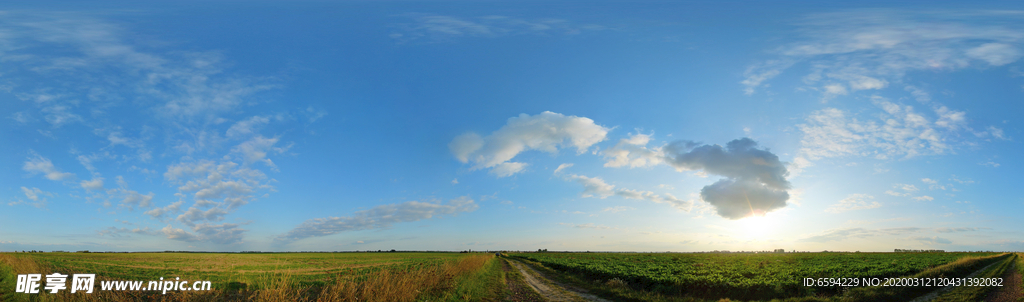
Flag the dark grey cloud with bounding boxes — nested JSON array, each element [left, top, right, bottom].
[[664, 138, 791, 220], [700, 179, 788, 219], [664, 138, 790, 190]]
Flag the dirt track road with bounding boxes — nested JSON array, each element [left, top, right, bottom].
[[910, 257, 1015, 302], [507, 259, 610, 302]]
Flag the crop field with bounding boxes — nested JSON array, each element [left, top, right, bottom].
[[3, 251, 1019, 302], [0, 252, 503, 302], [509, 251, 1010, 301]]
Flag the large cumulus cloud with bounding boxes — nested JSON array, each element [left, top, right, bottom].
[[666, 138, 791, 219]]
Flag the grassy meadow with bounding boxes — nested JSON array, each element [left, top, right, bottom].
[[0, 252, 506, 302]]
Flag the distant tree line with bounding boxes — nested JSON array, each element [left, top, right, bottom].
[[894, 249, 945, 253]]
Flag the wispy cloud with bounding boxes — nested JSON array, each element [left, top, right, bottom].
[[602, 206, 634, 213], [275, 197, 478, 244], [97, 227, 156, 237], [799, 227, 925, 243], [744, 10, 1024, 97], [559, 223, 615, 230], [792, 96, 991, 174], [935, 227, 989, 233], [390, 14, 609, 42], [7, 187, 53, 208], [910, 236, 952, 245], [560, 173, 694, 212], [23, 152, 75, 181], [825, 194, 881, 213]]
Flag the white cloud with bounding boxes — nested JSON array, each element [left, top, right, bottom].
[[226, 116, 270, 138], [911, 236, 952, 245], [796, 99, 973, 166], [559, 223, 614, 230], [979, 161, 1000, 168], [275, 197, 478, 243], [231, 135, 289, 168], [451, 178, 458, 184], [489, 162, 528, 177], [41, 104, 83, 127], [566, 174, 616, 198], [822, 83, 848, 100], [161, 225, 200, 242], [97, 227, 156, 237], [966, 43, 1021, 66], [826, 194, 881, 213], [799, 227, 924, 243], [10, 187, 53, 208], [145, 200, 184, 221], [0, 15, 275, 122], [449, 111, 609, 177], [111, 176, 154, 211], [987, 126, 1006, 140], [885, 190, 910, 197], [934, 106, 966, 130], [904, 85, 931, 103], [749, 10, 1024, 98], [741, 60, 794, 95], [922, 178, 938, 184], [23, 153, 75, 181], [304, 106, 327, 123], [80, 177, 104, 191], [602, 133, 664, 168], [553, 163, 574, 174], [391, 15, 608, 42], [162, 158, 274, 243], [602, 206, 633, 213], [935, 227, 988, 233], [563, 173, 694, 211], [899, 184, 919, 192], [912, 195, 934, 201]]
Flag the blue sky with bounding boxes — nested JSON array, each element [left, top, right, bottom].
[[1, 1, 1022, 252]]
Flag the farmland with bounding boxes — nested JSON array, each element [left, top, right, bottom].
[[509, 251, 1013, 301], [0, 252, 505, 301], [2, 251, 1020, 302]]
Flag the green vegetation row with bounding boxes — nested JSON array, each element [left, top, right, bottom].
[[508, 252, 1001, 301]]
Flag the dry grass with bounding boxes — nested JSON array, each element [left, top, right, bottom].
[[0, 254, 44, 275], [1, 253, 493, 302], [311, 253, 491, 302]]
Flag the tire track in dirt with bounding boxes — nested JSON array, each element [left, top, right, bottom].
[[507, 259, 610, 302], [910, 258, 1007, 302], [983, 256, 1022, 302], [502, 258, 545, 302]]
